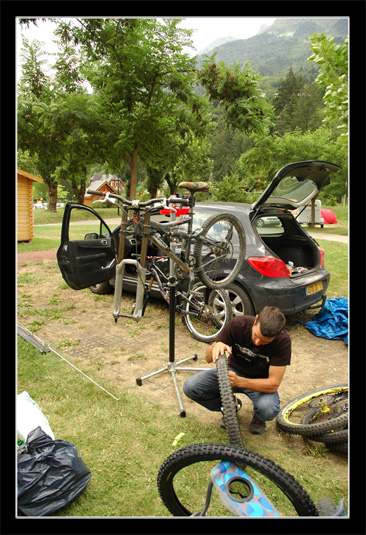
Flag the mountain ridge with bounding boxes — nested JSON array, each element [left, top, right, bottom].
[[197, 18, 348, 87]]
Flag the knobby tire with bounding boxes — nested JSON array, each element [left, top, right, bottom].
[[216, 354, 244, 447], [157, 443, 318, 517], [276, 384, 348, 436]]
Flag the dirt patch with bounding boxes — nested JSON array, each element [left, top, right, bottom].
[[17, 249, 57, 265]]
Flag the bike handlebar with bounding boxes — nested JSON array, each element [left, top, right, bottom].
[[87, 190, 189, 210]]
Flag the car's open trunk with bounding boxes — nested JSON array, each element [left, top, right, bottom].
[[256, 212, 320, 276]]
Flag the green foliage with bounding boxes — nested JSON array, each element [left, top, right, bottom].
[[239, 127, 347, 200], [18, 36, 52, 100], [273, 74, 324, 136], [54, 18, 207, 200], [272, 67, 304, 115], [212, 173, 248, 203], [199, 57, 274, 134], [309, 33, 348, 136]]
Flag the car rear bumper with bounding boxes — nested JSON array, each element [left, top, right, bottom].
[[239, 269, 330, 315]]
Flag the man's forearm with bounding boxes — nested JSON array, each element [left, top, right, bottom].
[[230, 373, 278, 393]]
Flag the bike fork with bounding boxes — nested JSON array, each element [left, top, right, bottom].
[[113, 258, 146, 322]]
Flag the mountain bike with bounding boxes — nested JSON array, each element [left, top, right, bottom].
[[276, 384, 348, 436], [88, 182, 246, 326], [276, 384, 348, 454], [157, 442, 346, 516]]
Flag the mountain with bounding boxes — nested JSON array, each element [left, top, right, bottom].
[[197, 18, 348, 88], [198, 36, 238, 56]]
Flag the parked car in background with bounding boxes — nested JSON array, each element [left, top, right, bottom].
[[57, 161, 341, 319]]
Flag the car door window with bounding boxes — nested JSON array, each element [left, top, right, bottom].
[[68, 207, 111, 241]]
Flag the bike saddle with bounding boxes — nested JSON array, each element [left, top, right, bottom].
[[178, 181, 209, 193]]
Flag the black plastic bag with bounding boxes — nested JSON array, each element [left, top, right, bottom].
[[17, 426, 91, 516]]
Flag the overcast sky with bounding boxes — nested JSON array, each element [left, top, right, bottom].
[[16, 17, 277, 80]]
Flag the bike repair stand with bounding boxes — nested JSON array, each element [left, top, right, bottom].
[[136, 208, 207, 417]]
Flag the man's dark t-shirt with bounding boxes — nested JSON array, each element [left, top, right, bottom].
[[215, 316, 291, 378]]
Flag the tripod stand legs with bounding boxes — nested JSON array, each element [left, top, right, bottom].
[[136, 354, 207, 417]]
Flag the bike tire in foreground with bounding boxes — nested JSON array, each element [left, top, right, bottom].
[[157, 443, 318, 517]]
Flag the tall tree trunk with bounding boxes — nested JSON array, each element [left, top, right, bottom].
[[72, 172, 87, 204], [129, 145, 139, 200], [47, 181, 58, 212]]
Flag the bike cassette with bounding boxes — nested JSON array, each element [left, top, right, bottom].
[[211, 461, 280, 517]]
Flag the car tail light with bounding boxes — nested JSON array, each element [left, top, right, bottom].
[[248, 256, 290, 278], [318, 247, 325, 267]]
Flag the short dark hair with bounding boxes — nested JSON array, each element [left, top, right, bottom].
[[257, 306, 286, 338]]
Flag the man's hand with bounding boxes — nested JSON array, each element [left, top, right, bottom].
[[228, 370, 243, 388], [211, 341, 232, 363]]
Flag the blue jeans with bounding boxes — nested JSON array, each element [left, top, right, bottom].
[[183, 368, 280, 422]]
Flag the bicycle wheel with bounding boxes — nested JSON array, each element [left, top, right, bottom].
[[276, 384, 348, 436], [217, 354, 244, 447], [157, 443, 318, 517], [193, 213, 246, 289], [182, 285, 232, 343]]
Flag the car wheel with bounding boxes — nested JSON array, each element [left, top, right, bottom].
[[226, 283, 254, 317], [89, 281, 114, 295]]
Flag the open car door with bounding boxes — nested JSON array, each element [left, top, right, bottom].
[[57, 203, 116, 290]]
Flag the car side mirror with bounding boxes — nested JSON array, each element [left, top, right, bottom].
[[84, 232, 99, 240]]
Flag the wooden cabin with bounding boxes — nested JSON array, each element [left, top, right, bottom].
[[17, 169, 44, 242], [84, 180, 118, 206]]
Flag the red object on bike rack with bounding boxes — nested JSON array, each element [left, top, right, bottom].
[[160, 207, 190, 216]]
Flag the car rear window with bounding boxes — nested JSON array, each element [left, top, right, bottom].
[[269, 176, 318, 204]]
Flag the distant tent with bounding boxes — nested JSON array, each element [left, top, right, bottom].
[[321, 209, 338, 224]]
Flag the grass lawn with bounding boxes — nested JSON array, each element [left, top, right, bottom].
[[17, 335, 348, 518]]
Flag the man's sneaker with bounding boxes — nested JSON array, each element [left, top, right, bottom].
[[249, 413, 266, 435], [220, 396, 242, 429]]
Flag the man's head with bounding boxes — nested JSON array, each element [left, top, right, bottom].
[[251, 306, 286, 346]]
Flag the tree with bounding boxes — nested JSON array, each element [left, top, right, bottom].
[[275, 82, 324, 135], [17, 37, 61, 211], [55, 18, 208, 200], [212, 173, 248, 203], [199, 57, 274, 134], [209, 107, 251, 181], [17, 34, 106, 208], [272, 67, 304, 116], [41, 91, 108, 204], [290, 82, 324, 132], [309, 33, 348, 138]]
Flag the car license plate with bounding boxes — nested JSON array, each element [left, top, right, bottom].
[[306, 281, 323, 296]]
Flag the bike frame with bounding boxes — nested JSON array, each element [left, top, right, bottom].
[[112, 192, 196, 322]]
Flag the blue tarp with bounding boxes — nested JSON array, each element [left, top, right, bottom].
[[298, 297, 348, 344]]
